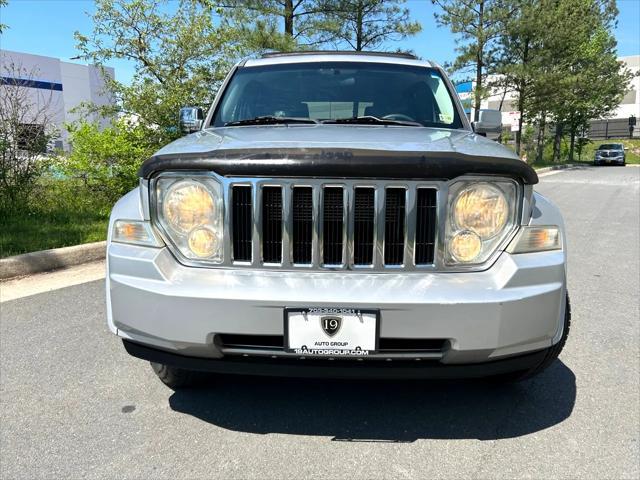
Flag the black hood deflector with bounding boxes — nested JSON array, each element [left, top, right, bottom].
[[139, 148, 538, 184]]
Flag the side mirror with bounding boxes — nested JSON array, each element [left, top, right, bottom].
[[179, 107, 204, 134], [473, 109, 503, 136]]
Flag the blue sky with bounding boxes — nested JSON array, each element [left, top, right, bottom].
[[1, 0, 638, 84]]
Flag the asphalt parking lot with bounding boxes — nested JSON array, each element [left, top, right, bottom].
[[1, 166, 638, 479]]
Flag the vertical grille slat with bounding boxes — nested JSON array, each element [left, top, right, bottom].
[[232, 186, 252, 262], [262, 187, 283, 263], [384, 188, 406, 265], [292, 187, 313, 264], [353, 188, 375, 265], [415, 188, 437, 265], [323, 187, 344, 265]]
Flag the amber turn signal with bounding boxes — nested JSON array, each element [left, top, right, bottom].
[[112, 220, 163, 247], [507, 226, 561, 254]]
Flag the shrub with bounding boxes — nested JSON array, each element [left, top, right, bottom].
[[56, 119, 158, 206]]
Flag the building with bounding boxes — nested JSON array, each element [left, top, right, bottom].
[[0, 49, 115, 150], [455, 55, 640, 138]]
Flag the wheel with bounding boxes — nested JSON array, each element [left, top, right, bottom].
[[490, 293, 571, 383], [150, 362, 206, 389]]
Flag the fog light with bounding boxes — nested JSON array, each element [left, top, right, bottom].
[[449, 230, 482, 262], [187, 226, 220, 258]]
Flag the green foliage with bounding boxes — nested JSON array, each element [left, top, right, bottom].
[[432, 0, 511, 120], [215, 0, 338, 46], [75, 0, 256, 144], [432, 0, 634, 162], [0, 0, 8, 34], [57, 119, 156, 205], [324, 0, 421, 51], [0, 177, 109, 257]]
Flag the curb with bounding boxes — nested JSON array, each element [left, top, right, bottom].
[[0, 241, 106, 281], [534, 163, 590, 174]]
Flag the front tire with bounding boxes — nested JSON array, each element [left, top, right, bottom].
[[491, 293, 571, 383], [150, 362, 206, 389]]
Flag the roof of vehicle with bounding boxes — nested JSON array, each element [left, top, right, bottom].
[[243, 51, 436, 69]]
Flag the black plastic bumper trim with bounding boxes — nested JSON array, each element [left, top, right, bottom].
[[122, 339, 546, 380]]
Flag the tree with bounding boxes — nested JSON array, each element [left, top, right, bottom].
[[432, 0, 511, 121], [492, 0, 544, 155], [554, 1, 633, 161], [214, 0, 338, 47], [523, 0, 633, 162], [75, 0, 277, 145], [324, 0, 421, 51], [0, 58, 58, 212], [0, 0, 8, 34], [493, 0, 634, 162]]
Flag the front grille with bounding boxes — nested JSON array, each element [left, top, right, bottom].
[[227, 180, 438, 270]]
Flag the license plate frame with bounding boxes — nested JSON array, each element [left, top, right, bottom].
[[284, 307, 380, 356]]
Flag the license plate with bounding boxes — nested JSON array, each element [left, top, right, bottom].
[[284, 307, 378, 356]]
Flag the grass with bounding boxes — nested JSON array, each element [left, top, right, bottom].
[[0, 209, 108, 258], [0, 178, 111, 258]]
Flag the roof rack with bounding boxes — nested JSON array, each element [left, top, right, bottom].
[[260, 50, 419, 60]]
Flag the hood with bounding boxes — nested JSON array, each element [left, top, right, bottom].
[[141, 125, 537, 184]]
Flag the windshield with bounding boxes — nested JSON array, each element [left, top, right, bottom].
[[211, 62, 464, 129], [599, 144, 623, 150]]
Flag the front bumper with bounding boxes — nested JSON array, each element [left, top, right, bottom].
[[595, 156, 625, 164], [107, 242, 567, 367], [122, 338, 548, 379]]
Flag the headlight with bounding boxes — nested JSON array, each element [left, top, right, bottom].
[[163, 181, 216, 234], [154, 175, 223, 262], [453, 183, 508, 239], [446, 180, 518, 265]]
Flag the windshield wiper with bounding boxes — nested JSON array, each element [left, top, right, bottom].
[[225, 116, 319, 127], [322, 116, 423, 127]]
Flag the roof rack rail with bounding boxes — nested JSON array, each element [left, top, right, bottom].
[[260, 50, 419, 60]]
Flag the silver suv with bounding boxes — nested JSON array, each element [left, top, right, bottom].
[[594, 143, 626, 166], [107, 52, 570, 388]]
